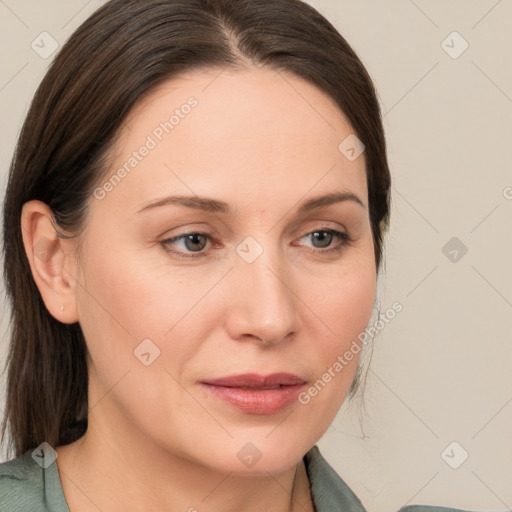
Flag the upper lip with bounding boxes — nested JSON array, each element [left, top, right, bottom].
[[201, 373, 307, 388]]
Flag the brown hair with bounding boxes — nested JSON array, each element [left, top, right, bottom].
[[1, 0, 391, 459]]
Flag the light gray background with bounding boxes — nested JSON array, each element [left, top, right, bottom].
[[1, 1, 511, 511]]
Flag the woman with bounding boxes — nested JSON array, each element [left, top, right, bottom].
[[0, 0, 478, 510]]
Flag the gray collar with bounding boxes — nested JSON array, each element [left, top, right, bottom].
[[304, 444, 367, 512]]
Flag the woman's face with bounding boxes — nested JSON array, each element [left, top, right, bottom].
[[71, 66, 376, 474]]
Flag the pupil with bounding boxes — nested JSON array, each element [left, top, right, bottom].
[[185, 234, 205, 251], [313, 231, 332, 248]]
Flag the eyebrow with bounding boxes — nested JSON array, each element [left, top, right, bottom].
[[136, 191, 365, 215]]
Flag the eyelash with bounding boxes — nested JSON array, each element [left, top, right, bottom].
[[161, 228, 354, 259]]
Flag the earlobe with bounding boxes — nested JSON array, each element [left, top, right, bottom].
[[20, 200, 79, 324]]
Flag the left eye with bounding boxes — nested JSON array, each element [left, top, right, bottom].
[[302, 230, 343, 249], [295, 229, 353, 254], [161, 228, 352, 259]]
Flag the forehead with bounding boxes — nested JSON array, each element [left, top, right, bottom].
[[99, 66, 367, 213]]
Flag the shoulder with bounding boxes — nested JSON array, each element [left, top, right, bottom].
[[398, 507, 486, 512], [0, 451, 49, 511], [305, 446, 487, 512]]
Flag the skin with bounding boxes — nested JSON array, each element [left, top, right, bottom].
[[21, 65, 377, 512]]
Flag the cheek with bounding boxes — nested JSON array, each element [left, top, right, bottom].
[[295, 246, 376, 413], [75, 239, 213, 377], [304, 246, 377, 348], [74, 241, 205, 429], [320, 274, 376, 331]]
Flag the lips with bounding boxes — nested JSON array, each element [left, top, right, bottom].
[[200, 373, 307, 415], [202, 373, 307, 388]]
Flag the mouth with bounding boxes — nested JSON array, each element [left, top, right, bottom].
[[200, 373, 307, 415]]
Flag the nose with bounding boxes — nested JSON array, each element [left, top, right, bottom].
[[223, 243, 301, 347]]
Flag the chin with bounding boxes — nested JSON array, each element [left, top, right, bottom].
[[191, 430, 317, 477]]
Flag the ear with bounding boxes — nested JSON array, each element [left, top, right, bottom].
[[20, 200, 79, 324]]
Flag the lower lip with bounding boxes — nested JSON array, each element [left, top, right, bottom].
[[200, 383, 307, 414]]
